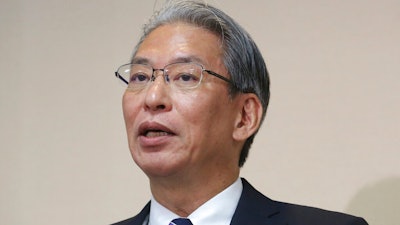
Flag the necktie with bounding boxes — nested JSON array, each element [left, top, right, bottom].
[[169, 218, 193, 225]]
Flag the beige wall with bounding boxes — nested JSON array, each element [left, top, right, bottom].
[[1, 0, 399, 224]]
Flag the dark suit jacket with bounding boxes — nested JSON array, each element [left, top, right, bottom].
[[112, 178, 368, 225]]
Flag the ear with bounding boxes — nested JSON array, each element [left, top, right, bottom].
[[232, 93, 263, 141]]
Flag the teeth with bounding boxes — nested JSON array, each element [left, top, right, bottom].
[[145, 131, 170, 137]]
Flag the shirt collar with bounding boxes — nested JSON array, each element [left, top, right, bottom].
[[148, 177, 243, 225]]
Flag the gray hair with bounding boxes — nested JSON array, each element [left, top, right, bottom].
[[133, 0, 270, 167]]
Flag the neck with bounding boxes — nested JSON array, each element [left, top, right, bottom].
[[149, 170, 239, 217]]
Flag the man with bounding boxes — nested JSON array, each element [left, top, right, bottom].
[[113, 1, 368, 225]]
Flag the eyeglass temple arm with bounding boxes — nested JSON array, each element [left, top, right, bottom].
[[115, 72, 128, 84], [204, 70, 232, 84]]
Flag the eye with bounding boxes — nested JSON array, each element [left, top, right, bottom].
[[165, 63, 203, 88], [130, 73, 150, 84], [173, 73, 200, 87], [176, 73, 199, 82]]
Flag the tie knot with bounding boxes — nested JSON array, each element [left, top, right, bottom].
[[169, 218, 193, 225]]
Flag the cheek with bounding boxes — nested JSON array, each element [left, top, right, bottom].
[[177, 92, 228, 131], [175, 92, 212, 120], [122, 93, 140, 128]]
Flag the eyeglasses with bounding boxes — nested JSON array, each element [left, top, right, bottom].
[[115, 62, 232, 91]]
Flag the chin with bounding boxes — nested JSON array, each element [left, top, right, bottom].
[[142, 165, 183, 179], [134, 155, 184, 178]]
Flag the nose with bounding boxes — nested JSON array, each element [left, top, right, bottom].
[[144, 70, 172, 112]]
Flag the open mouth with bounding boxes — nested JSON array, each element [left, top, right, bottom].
[[139, 122, 176, 138], [143, 130, 173, 137]]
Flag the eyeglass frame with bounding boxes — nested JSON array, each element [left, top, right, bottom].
[[114, 62, 234, 90]]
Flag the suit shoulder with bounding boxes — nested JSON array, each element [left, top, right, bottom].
[[274, 201, 368, 225], [239, 178, 368, 225]]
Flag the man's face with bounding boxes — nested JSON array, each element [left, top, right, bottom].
[[122, 23, 243, 179]]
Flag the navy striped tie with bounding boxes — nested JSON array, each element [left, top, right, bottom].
[[169, 218, 193, 225]]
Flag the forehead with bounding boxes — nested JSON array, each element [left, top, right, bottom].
[[134, 23, 223, 67]]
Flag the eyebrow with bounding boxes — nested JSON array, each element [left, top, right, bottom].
[[131, 57, 149, 65], [131, 55, 207, 66]]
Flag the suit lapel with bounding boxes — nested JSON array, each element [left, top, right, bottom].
[[230, 178, 282, 225], [135, 202, 151, 225], [112, 202, 150, 225]]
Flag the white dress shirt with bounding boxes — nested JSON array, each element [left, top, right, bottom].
[[147, 178, 243, 225]]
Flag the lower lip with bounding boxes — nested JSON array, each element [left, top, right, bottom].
[[138, 134, 175, 148]]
